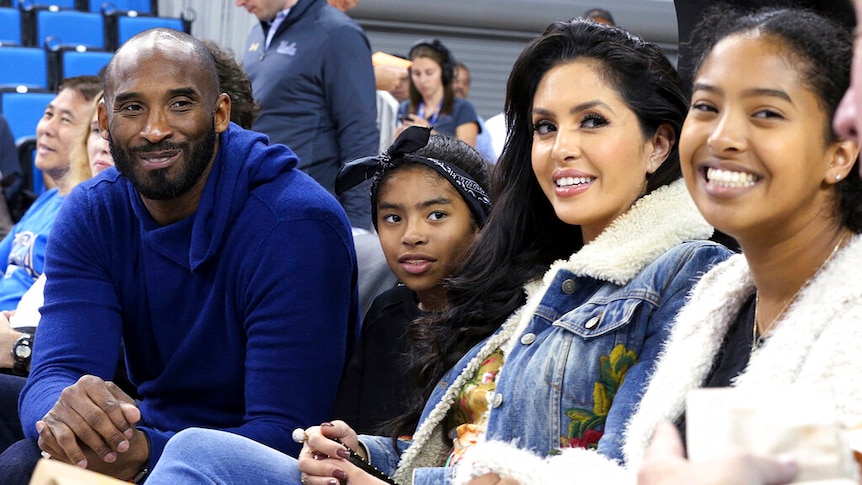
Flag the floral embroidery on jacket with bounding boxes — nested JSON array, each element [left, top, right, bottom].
[[559, 344, 638, 450]]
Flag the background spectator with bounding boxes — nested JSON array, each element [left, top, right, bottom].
[[453, 61, 496, 165], [237, 0, 379, 231], [396, 39, 481, 148]]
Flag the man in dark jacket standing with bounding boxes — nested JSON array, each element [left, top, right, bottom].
[[238, 0, 379, 231]]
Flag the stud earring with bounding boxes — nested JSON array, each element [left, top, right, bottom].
[[836, 174, 842, 181]]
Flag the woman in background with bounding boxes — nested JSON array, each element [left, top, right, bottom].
[[395, 39, 481, 147]]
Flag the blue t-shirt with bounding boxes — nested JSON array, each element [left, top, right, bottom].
[[0, 188, 63, 310], [398, 97, 480, 138]]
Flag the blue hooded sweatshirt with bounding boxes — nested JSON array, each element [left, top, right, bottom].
[[20, 124, 359, 468]]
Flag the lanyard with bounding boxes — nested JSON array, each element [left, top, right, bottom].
[[417, 102, 442, 126]]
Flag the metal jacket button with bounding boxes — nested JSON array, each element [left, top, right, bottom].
[[520, 333, 536, 345], [561, 278, 576, 294], [585, 315, 600, 329], [491, 393, 504, 408]]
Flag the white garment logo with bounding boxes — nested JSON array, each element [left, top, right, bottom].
[[277, 41, 297, 56]]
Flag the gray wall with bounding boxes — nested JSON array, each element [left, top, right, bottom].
[[158, 0, 678, 119]]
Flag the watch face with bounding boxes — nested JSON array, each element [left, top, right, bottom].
[[14, 343, 31, 359]]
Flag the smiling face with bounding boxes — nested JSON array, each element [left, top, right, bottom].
[[410, 57, 444, 102], [87, 107, 113, 175], [680, 33, 847, 243], [376, 165, 477, 311], [530, 60, 667, 243], [102, 36, 229, 202], [35, 88, 91, 178]]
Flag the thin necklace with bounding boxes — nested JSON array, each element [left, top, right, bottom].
[[751, 231, 850, 354]]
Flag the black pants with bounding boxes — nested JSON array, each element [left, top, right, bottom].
[[0, 373, 34, 485]]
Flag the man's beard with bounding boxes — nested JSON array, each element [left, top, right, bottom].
[[110, 124, 217, 201]]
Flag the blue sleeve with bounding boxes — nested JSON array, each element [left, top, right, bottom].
[[597, 242, 731, 461], [360, 434, 409, 477], [325, 24, 379, 230], [20, 189, 123, 436], [0, 191, 61, 310], [453, 99, 480, 129]]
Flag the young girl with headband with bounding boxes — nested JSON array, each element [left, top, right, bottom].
[[333, 126, 491, 435]]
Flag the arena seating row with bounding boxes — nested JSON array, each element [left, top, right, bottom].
[[0, 0, 192, 193]]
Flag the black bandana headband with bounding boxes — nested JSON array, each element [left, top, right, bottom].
[[336, 126, 492, 230]]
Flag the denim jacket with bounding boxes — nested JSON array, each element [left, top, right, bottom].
[[360, 180, 731, 484]]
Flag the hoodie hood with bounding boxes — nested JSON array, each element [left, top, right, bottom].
[[135, 123, 298, 271], [190, 123, 296, 269]]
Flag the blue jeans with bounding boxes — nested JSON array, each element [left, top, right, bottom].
[[0, 373, 26, 453], [147, 428, 302, 485], [0, 437, 40, 485]]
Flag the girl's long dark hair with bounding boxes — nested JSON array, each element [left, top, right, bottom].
[[385, 18, 690, 439]]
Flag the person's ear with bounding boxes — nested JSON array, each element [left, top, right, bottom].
[[824, 138, 860, 184], [97, 100, 109, 140], [646, 123, 675, 174], [214, 93, 231, 134]]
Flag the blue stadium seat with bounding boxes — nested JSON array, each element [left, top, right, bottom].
[[86, 0, 152, 14], [36, 9, 105, 49], [0, 7, 22, 45], [0, 90, 55, 142], [18, 0, 75, 8], [48, 45, 111, 90], [58, 48, 112, 78], [117, 14, 183, 47], [0, 90, 55, 194], [17, 136, 45, 195], [0, 47, 48, 89]]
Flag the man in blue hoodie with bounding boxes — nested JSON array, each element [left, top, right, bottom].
[[0, 28, 359, 484]]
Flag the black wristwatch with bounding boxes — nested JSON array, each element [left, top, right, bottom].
[[11, 333, 32, 376]]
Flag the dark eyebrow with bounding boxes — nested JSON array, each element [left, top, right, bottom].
[[58, 108, 78, 120], [168, 87, 199, 99], [692, 82, 718, 95], [113, 87, 200, 105], [693, 82, 793, 104], [742, 88, 792, 104], [419, 197, 452, 208], [378, 197, 453, 211], [533, 100, 614, 117]]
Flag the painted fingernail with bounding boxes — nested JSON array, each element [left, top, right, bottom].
[[336, 449, 350, 459], [117, 440, 129, 452], [321, 422, 335, 427], [332, 469, 348, 481]]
